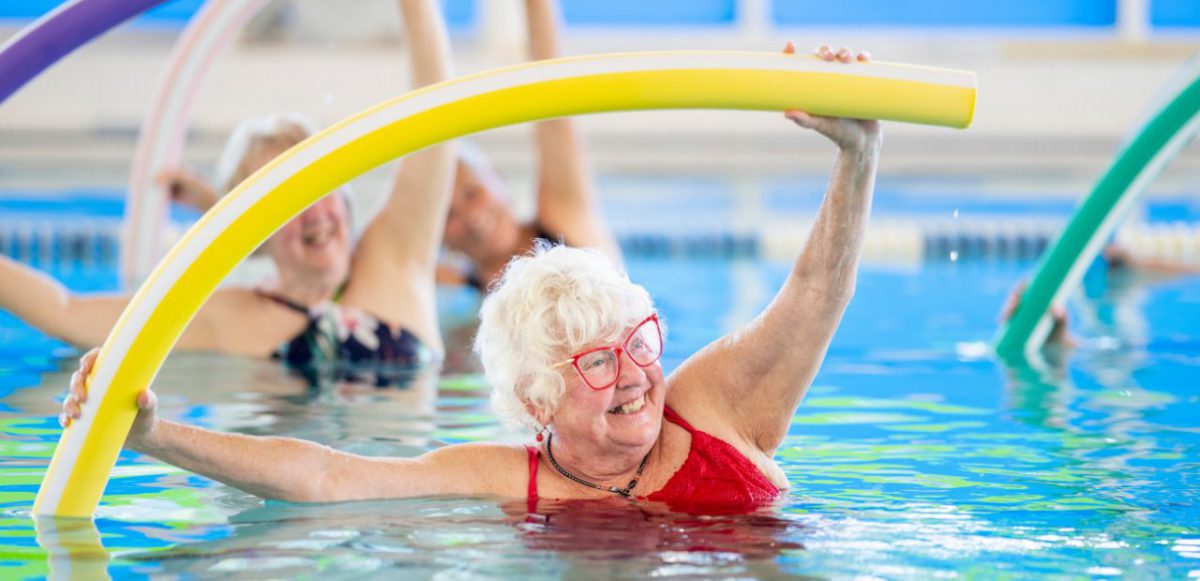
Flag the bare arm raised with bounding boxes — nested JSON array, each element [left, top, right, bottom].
[[339, 0, 457, 352], [525, 0, 619, 262], [668, 44, 880, 456]]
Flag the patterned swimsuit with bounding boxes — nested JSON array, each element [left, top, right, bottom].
[[256, 290, 434, 387]]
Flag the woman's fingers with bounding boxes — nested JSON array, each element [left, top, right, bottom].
[[784, 43, 880, 150], [811, 45, 864, 64], [60, 392, 81, 428], [784, 109, 817, 129], [69, 370, 84, 402], [81, 348, 99, 371], [62, 348, 102, 428], [65, 396, 80, 418], [62, 367, 86, 428], [136, 389, 157, 412]]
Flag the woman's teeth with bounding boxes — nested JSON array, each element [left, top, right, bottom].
[[302, 229, 332, 246], [609, 394, 646, 415]]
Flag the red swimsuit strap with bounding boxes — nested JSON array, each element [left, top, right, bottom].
[[661, 405, 696, 432], [525, 445, 540, 512], [525, 409, 707, 510]]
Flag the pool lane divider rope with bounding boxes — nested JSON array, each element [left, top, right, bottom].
[[0, 0, 169, 104], [992, 66, 1200, 361], [123, 0, 270, 288], [33, 50, 976, 518]]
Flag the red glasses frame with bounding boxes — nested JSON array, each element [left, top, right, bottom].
[[552, 314, 662, 390]]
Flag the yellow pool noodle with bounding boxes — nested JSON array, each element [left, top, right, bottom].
[[35, 50, 975, 518]]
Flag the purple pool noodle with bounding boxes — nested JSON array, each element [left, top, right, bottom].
[[0, 0, 168, 104]]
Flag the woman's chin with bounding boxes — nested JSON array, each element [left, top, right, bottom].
[[605, 402, 662, 446]]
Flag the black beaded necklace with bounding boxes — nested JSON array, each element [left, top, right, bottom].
[[544, 432, 651, 498]]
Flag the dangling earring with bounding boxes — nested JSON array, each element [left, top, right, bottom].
[[535, 425, 546, 443]]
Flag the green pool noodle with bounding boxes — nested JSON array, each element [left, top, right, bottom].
[[994, 62, 1200, 360]]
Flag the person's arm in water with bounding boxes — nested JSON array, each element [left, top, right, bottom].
[[339, 0, 456, 353], [669, 45, 880, 456], [525, 0, 620, 262], [0, 256, 229, 350], [60, 350, 520, 502]]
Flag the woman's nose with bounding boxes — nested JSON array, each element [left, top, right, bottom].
[[614, 349, 646, 389]]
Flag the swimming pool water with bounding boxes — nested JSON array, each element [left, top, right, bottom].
[[1, 255, 1198, 578]]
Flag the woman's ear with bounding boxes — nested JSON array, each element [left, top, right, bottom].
[[524, 400, 552, 428]]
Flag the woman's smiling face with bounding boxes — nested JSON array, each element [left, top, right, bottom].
[[546, 318, 669, 456]]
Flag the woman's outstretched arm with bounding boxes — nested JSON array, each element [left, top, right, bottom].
[[61, 349, 520, 502], [0, 256, 129, 347], [0, 256, 230, 350]]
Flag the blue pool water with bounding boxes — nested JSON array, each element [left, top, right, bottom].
[[1, 249, 1198, 577]]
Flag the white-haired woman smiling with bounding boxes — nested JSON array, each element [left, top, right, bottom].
[[3, 0, 454, 389], [62, 44, 878, 512]]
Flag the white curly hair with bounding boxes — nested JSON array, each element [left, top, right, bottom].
[[215, 113, 318, 195], [475, 243, 660, 430], [213, 113, 356, 250]]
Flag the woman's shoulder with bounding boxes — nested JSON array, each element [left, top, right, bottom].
[[428, 441, 531, 461], [423, 442, 537, 498]]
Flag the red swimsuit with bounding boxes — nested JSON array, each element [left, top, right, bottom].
[[525, 406, 780, 513]]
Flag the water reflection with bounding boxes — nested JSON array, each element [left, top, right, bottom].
[[102, 497, 809, 578], [34, 517, 109, 581], [516, 498, 805, 562], [992, 265, 1197, 548]]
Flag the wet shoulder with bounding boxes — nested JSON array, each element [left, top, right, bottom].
[[203, 287, 307, 355], [662, 380, 788, 489], [426, 442, 537, 499]]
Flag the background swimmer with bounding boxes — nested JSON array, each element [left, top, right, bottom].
[[0, 0, 455, 386], [438, 0, 621, 291], [163, 0, 616, 294]]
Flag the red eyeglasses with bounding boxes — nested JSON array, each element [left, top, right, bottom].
[[551, 314, 663, 390]]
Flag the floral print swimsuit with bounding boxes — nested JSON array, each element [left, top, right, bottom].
[[255, 290, 433, 388]]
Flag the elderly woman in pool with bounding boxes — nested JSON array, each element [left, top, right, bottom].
[[0, 0, 452, 381], [63, 45, 879, 509]]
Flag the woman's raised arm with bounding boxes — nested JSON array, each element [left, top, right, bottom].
[[340, 0, 457, 352], [670, 45, 881, 456]]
